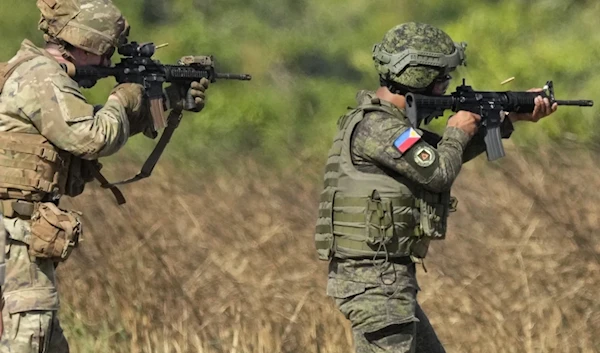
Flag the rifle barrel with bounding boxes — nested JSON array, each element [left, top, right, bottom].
[[555, 99, 594, 106], [216, 73, 252, 80]]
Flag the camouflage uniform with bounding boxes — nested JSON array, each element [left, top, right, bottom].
[[315, 23, 513, 353], [0, 1, 133, 351]]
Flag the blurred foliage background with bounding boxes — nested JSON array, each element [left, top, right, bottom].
[[2, 0, 599, 169]]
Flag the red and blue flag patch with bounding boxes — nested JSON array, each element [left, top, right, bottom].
[[393, 128, 421, 154]]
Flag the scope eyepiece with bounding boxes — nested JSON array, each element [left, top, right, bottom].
[[118, 42, 156, 58]]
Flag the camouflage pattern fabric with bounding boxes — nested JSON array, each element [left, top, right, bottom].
[[373, 22, 457, 89], [325, 90, 516, 352], [327, 258, 446, 353], [350, 91, 514, 192], [0, 217, 69, 352], [38, 0, 129, 56], [0, 39, 133, 352], [351, 90, 470, 193], [2, 217, 60, 317], [0, 40, 130, 159], [0, 310, 68, 353]]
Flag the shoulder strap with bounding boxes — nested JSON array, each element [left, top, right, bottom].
[[0, 55, 38, 94], [358, 97, 401, 116]]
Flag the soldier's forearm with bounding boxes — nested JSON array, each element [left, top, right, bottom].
[[58, 99, 130, 160]]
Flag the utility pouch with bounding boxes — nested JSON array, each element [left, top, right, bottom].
[[417, 190, 454, 239], [28, 202, 81, 262], [365, 190, 394, 246]]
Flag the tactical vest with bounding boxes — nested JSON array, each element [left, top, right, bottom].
[[0, 55, 71, 202], [314, 98, 453, 262]]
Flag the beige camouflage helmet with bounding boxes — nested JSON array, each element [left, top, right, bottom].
[[373, 22, 467, 89], [37, 0, 130, 56]]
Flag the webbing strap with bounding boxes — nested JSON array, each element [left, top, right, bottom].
[[333, 195, 414, 208], [0, 157, 38, 171], [0, 175, 52, 193], [0, 141, 58, 162], [333, 212, 413, 225], [102, 107, 184, 187], [90, 107, 184, 206], [89, 162, 126, 205], [334, 237, 400, 254]]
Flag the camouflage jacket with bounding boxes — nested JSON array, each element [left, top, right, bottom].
[[0, 39, 130, 160], [351, 90, 513, 193]]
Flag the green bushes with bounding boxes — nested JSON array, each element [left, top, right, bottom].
[[2, 0, 598, 166]]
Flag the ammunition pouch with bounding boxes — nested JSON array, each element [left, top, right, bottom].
[[365, 191, 394, 246], [327, 191, 416, 259], [313, 97, 458, 262], [0, 199, 37, 218], [0, 132, 70, 201], [316, 189, 458, 261], [415, 190, 455, 239], [28, 202, 81, 262]]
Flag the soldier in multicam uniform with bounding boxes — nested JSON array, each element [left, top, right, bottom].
[[0, 0, 209, 351], [314, 22, 557, 352]]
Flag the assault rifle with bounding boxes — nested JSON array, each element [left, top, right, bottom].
[[405, 80, 593, 161], [61, 41, 251, 131], [60, 41, 252, 204]]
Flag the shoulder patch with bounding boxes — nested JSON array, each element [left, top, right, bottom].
[[413, 145, 436, 167], [393, 127, 421, 154]]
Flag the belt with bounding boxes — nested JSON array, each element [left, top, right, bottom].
[[0, 200, 36, 218]]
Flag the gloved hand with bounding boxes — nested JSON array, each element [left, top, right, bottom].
[[108, 83, 152, 136], [165, 78, 210, 113], [109, 83, 144, 118]]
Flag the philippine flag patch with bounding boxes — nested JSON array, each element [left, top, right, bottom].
[[393, 128, 421, 154]]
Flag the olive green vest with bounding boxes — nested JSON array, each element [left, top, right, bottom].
[[314, 98, 453, 262]]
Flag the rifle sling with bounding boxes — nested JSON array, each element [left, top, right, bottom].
[[90, 163, 127, 205], [98, 107, 184, 203]]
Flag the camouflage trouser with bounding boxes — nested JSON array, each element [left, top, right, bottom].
[[1, 216, 69, 353], [327, 258, 445, 353], [0, 310, 69, 353]]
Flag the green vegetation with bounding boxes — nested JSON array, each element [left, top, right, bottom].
[[1, 2, 599, 352], [2, 0, 598, 167]]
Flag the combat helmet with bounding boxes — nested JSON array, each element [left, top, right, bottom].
[[37, 0, 129, 57], [372, 22, 467, 92]]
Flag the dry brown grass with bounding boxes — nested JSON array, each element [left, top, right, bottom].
[[57, 142, 600, 353]]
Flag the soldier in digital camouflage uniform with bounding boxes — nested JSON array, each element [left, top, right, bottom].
[[314, 22, 557, 352], [0, 0, 209, 351]]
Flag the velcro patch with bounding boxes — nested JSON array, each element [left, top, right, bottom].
[[393, 128, 421, 154], [413, 146, 436, 167]]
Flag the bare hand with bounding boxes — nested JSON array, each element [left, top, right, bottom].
[[447, 110, 481, 137], [509, 88, 558, 123]]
